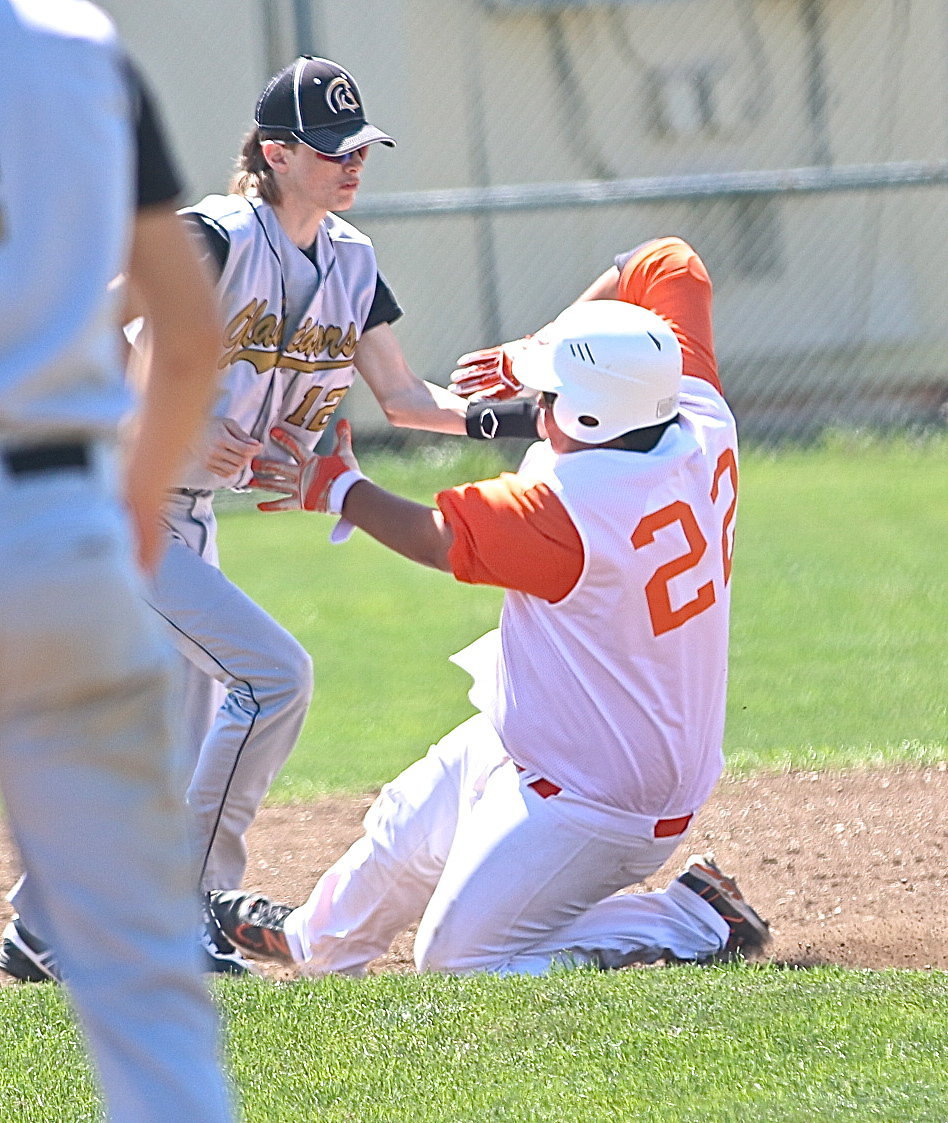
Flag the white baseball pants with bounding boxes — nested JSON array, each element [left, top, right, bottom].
[[284, 714, 728, 976], [0, 446, 233, 1122]]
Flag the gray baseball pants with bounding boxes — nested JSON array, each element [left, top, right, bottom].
[[145, 488, 313, 890], [1, 447, 233, 1122]]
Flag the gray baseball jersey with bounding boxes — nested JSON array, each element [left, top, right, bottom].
[[176, 194, 379, 489], [147, 193, 394, 892]]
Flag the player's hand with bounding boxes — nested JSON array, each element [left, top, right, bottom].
[[204, 418, 263, 479], [249, 420, 361, 513], [448, 338, 531, 399], [330, 418, 361, 473]]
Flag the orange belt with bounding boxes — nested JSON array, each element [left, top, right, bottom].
[[652, 813, 693, 838], [515, 765, 693, 837]]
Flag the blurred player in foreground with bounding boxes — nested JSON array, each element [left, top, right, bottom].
[[209, 236, 771, 976], [0, 1, 234, 1118]]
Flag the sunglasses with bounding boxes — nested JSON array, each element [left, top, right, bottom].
[[265, 138, 369, 165], [314, 145, 369, 164]]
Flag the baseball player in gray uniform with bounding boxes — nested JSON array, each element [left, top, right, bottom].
[[8, 54, 530, 975], [0, 1, 234, 1119]]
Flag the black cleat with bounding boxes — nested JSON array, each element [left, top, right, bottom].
[[201, 898, 257, 975], [0, 918, 61, 982], [200, 926, 256, 975], [0, 911, 256, 980], [676, 854, 772, 962], [208, 890, 296, 966]]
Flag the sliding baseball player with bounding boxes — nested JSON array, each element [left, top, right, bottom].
[[208, 237, 771, 976]]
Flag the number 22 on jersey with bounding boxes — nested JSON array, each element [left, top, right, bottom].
[[631, 447, 737, 638]]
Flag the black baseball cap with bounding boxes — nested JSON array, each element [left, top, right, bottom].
[[255, 56, 396, 156]]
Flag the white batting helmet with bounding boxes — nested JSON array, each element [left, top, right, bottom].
[[513, 300, 683, 443]]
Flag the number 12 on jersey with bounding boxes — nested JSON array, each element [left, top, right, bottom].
[[631, 447, 737, 638]]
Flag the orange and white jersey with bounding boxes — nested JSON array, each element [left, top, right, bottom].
[[437, 238, 738, 817]]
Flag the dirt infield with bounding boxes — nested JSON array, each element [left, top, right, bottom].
[[1, 765, 946, 982]]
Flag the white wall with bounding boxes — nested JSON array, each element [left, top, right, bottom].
[[97, 0, 272, 197], [97, 0, 948, 436]]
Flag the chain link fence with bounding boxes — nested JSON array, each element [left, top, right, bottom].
[[320, 0, 948, 444], [101, 0, 948, 445]]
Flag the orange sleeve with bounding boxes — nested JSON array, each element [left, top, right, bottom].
[[436, 473, 584, 602], [617, 237, 721, 393]]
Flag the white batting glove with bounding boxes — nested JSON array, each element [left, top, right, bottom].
[[249, 420, 364, 514], [448, 337, 533, 400]]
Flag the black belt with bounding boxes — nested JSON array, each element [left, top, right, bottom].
[[2, 442, 89, 476]]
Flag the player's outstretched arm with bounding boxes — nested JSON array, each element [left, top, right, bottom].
[[354, 321, 469, 435], [124, 204, 222, 571], [249, 422, 454, 571], [356, 319, 542, 441], [343, 479, 453, 571]]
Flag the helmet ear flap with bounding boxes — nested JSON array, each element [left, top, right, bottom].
[[547, 391, 604, 440]]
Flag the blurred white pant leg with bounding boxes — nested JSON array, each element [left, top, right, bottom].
[[286, 714, 507, 976], [0, 459, 233, 1123], [495, 878, 730, 973]]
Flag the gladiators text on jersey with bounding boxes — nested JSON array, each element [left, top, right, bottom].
[[221, 298, 358, 373]]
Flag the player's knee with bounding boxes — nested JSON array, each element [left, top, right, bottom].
[[413, 927, 455, 973], [414, 911, 492, 974], [247, 637, 313, 711], [272, 635, 313, 696], [414, 938, 490, 975], [285, 641, 314, 702]]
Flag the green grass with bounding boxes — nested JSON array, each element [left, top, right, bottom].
[[1, 436, 945, 1121], [225, 966, 948, 1121], [727, 432, 948, 772], [219, 433, 948, 798], [3, 967, 948, 1121]]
